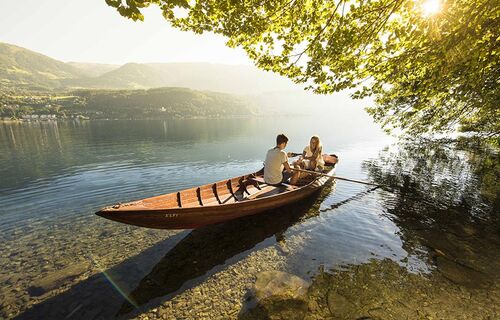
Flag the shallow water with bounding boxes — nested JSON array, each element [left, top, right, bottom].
[[0, 118, 498, 319]]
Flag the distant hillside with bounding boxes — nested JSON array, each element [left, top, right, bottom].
[[0, 42, 298, 94], [66, 63, 164, 89], [67, 62, 297, 94], [66, 62, 119, 77], [0, 42, 84, 90], [144, 63, 296, 94]]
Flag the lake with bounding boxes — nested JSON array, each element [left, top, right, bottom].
[[0, 117, 498, 319]]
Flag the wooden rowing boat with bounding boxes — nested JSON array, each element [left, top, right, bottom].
[[95, 155, 337, 229]]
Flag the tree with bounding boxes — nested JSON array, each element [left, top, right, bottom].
[[105, 0, 499, 140]]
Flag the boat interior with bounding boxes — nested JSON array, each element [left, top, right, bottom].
[[108, 162, 336, 211]]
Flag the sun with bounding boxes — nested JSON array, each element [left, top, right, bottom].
[[421, 0, 442, 17]]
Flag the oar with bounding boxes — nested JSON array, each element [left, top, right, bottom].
[[291, 167, 383, 187]]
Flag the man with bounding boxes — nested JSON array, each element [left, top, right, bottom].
[[264, 134, 299, 185]]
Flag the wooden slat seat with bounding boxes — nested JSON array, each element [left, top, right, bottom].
[[249, 176, 266, 184], [244, 185, 262, 198], [246, 185, 283, 200]]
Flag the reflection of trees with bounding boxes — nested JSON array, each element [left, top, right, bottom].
[[0, 119, 252, 191], [363, 140, 500, 287], [119, 185, 333, 316]]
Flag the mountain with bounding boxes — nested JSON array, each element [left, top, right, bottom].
[[144, 63, 297, 94], [68, 62, 297, 94], [66, 63, 164, 89], [0, 42, 84, 90], [0, 42, 298, 94], [66, 62, 119, 77]]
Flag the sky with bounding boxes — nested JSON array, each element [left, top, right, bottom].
[[0, 0, 251, 65]]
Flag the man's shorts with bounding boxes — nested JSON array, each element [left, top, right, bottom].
[[281, 171, 292, 184]]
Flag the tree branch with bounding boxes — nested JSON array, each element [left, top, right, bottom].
[[288, 0, 343, 64]]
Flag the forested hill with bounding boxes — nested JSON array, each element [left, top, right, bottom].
[[77, 87, 257, 119], [0, 87, 257, 120]]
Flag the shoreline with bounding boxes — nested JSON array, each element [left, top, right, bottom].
[[0, 114, 311, 123]]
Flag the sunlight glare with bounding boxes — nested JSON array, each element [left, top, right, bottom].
[[422, 0, 442, 17]]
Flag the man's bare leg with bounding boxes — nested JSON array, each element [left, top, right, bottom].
[[290, 163, 302, 185]]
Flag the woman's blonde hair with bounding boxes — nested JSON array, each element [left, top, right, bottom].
[[310, 135, 323, 156]]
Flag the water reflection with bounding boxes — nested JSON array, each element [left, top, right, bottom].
[[0, 119, 254, 192], [363, 140, 500, 288]]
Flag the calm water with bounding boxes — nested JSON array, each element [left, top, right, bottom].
[[0, 118, 498, 319]]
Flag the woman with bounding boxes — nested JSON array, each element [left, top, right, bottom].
[[297, 135, 325, 171]]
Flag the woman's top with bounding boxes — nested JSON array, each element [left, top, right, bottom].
[[303, 145, 325, 169]]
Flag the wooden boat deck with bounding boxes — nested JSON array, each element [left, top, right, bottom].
[[106, 168, 323, 211]]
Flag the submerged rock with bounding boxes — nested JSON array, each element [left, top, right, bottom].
[[28, 263, 88, 297], [327, 291, 355, 318], [241, 271, 310, 320], [254, 271, 309, 301], [241, 297, 308, 320], [435, 256, 487, 288]]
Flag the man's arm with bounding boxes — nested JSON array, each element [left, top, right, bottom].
[[283, 161, 293, 173]]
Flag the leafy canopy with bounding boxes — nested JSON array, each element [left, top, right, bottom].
[[105, 0, 499, 138]]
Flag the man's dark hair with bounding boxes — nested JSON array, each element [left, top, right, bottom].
[[276, 134, 289, 145]]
